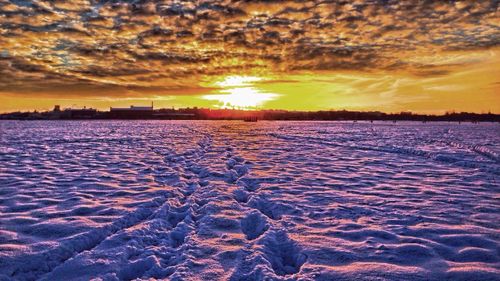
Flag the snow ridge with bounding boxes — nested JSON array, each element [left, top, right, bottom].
[[0, 121, 499, 280]]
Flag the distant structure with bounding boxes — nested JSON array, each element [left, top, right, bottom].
[[243, 116, 258, 122], [109, 103, 154, 119], [50, 105, 97, 119], [64, 107, 97, 119], [1, 103, 499, 122], [110, 105, 154, 111]]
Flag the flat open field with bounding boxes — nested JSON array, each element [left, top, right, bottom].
[[0, 121, 499, 281]]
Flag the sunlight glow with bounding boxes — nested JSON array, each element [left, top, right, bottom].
[[203, 83, 279, 109], [202, 75, 279, 109], [215, 76, 263, 87]]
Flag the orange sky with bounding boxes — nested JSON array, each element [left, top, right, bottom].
[[0, 1, 499, 113]]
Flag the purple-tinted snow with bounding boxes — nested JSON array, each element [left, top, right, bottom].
[[0, 120, 499, 281]]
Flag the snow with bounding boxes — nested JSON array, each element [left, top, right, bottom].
[[0, 120, 499, 281]]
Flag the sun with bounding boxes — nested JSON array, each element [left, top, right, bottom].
[[203, 87, 278, 109], [203, 76, 279, 109], [215, 76, 263, 87]]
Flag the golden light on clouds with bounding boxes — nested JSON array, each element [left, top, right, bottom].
[[0, 0, 499, 113]]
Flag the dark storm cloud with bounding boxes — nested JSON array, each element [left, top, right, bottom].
[[0, 0, 498, 95]]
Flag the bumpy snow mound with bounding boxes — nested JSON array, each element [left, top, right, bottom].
[[241, 211, 269, 240], [0, 120, 499, 280]]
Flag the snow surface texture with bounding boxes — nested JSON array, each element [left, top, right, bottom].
[[0, 121, 499, 281]]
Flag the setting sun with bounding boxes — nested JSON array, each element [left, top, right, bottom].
[[202, 76, 279, 109], [203, 87, 279, 109]]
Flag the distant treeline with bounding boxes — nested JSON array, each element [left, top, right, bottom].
[[1, 107, 499, 122]]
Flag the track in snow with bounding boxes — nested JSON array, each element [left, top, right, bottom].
[[0, 120, 499, 281]]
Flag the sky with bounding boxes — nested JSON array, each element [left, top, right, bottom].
[[0, 0, 499, 113]]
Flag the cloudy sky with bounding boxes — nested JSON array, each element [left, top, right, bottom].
[[0, 0, 499, 113]]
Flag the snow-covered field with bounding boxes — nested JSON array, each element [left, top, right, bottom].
[[0, 120, 499, 281]]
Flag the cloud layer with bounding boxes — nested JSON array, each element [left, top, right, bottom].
[[0, 0, 499, 111]]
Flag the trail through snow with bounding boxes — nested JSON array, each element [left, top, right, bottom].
[[0, 121, 499, 281]]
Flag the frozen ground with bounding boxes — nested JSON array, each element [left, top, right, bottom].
[[0, 120, 499, 281]]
